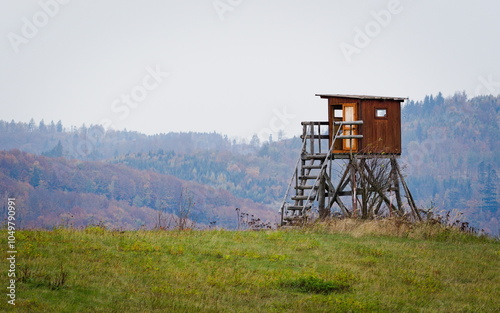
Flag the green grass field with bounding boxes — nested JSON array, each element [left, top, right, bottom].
[[2, 221, 499, 312]]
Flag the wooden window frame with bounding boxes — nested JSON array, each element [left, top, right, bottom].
[[375, 108, 388, 120]]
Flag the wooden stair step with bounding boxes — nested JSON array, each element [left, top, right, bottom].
[[302, 153, 327, 160], [291, 195, 316, 201], [299, 175, 318, 180], [295, 185, 318, 190], [283, 216, 306, 223], [302, 164, 323, 170], [292, 192, 329, 201], [286, 205, 311, 211]]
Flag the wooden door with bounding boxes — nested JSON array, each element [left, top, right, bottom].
[[342, 103, 358, 151]]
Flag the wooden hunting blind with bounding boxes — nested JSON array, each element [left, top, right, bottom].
[[319, 94, 404, 154], [280, 94, 420, 226]]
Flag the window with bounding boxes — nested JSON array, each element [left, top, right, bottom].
[[333, 105, 343, 118], [375, 108, 387, 118]]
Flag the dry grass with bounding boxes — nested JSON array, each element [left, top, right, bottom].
[[303, 217, 492, 242]]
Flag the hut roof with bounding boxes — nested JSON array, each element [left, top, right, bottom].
[[315, 94, 407, 101]]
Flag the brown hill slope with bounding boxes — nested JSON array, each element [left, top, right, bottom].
[[0, 150, 275, 229]]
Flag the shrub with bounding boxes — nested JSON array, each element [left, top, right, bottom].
[[279, 276, 352, 294]]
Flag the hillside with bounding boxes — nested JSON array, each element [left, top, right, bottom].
[[402, 92, 499, 233], [2, 225, 498, 312], [0, 150, 275, 229], [108, 138, 301, 205]]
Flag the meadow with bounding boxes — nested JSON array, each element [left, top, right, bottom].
[[2, 220, 499, 312]]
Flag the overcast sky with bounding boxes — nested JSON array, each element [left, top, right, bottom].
[[1, 0, 499, 140]]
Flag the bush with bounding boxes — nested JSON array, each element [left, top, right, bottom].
[[279, 276, 352, 294]]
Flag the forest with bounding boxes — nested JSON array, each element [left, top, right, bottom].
[[401, 92, 498, 233], [0, 92, 498, 233]]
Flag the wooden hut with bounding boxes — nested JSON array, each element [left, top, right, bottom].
[[316, 94, 405, 154]]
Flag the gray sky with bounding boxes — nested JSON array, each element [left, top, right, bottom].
[[1, 0, 499, 141]]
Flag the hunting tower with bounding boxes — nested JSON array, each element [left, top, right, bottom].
[[280, 94, 421, 226]]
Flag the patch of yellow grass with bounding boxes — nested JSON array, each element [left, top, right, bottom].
[[304, 217, 492, 242]]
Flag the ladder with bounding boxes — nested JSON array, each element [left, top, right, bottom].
[[280, 121, 363, 226]]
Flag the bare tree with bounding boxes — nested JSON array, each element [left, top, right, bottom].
[[175, 187, 195, 230], [154, 198, 173, 230], [356, 158, 393, 219], [154, 210, 173, 230]]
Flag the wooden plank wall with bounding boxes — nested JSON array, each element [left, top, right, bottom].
[[327, 97, 402, 154], [360, 99, 401, 154]]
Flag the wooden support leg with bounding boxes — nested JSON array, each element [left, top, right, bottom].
[[393, 160, 422, 221], [350, 158, 358, 218], [390, 157, 404, 212], [328, 162, 351, 217], [318, 172, 326, 219]]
